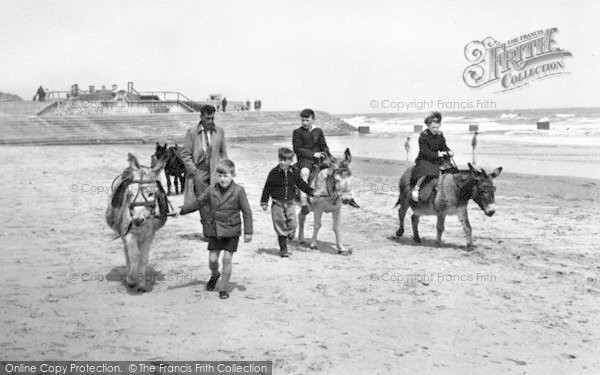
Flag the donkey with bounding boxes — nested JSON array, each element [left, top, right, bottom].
[[154, 143, 185, 195], [106, 153, 169, 292], [394, 163, 502, 250], [298, 148, 359, 255]]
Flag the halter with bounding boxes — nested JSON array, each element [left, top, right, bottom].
[[128, 169, 158, 216]]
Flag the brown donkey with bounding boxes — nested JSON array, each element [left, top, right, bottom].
[[395, 163, 502, 250]]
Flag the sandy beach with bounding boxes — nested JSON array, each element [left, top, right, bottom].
[[1, 140, 599, 374]]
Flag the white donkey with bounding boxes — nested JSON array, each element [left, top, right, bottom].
[[106, 153, 169, 292], [298, 148, 359, 255]]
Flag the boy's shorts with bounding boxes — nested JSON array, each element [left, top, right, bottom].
[[207, 236, 239, 252]]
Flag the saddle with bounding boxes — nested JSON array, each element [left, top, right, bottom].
[[412, 164, 459, 204]]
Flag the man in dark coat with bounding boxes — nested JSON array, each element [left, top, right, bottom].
[[292, 108, 330, 213], [411, 112, 453, 202]]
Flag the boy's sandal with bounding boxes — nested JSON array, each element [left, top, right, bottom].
[[219, 291, 230, 299]]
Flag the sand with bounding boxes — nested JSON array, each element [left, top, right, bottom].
[[1, 140, 599, 374]]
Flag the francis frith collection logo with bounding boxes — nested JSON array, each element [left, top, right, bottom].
[[463, 27, 572, 91]]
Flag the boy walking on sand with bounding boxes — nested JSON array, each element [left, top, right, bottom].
[[178, 159, 252, 299], [261, 148, 313, 257]]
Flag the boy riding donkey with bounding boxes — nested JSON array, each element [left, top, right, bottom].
[[411, 112, 455, 203], [292, 109, 330, 215]]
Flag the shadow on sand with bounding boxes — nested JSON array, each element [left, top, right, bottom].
[[106, 266, 164, 294], [387, 235, 470, 251], [256, 239, 352, 257]]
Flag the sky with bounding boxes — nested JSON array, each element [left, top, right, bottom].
[[1, 0, 599, 114]]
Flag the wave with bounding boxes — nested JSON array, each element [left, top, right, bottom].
[[500, 113, 520, 119]]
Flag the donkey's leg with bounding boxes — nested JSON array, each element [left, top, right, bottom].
[[298, 208, 306, 243], [396, 201, 409, 237], [121, 237, 130, 268], [178, 174, 185, 195], [309, 209, 323, 249], [136, 232, 155, 292], [123, 234, 140, 287], [411, 214, 421, 243], [332, 207, 346, 252], [457, 208, 473, 250], [173, 173, 179, 195], [436, 215, 446, 246]]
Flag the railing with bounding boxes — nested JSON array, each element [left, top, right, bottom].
[[134, 91, 193, 102], [46, 91, 69, 99]]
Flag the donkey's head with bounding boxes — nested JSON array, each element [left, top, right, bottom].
[[154, 142, 168, 160], [316, 148, 359, 208], [123, 153, 166, 226], [468, 163, 502, 217]]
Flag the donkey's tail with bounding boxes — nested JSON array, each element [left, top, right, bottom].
[[393, 168, 412, 209], [393, 195, 402, 209]]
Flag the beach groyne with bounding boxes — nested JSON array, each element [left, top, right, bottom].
[[0, 111, 355, 145]]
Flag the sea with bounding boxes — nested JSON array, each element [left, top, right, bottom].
[[323, 107, 600, 180]]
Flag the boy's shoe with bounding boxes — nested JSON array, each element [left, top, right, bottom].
[[280, 250, 289, 257], [206, 272, 220, 291], [219, 291, 229, 299]]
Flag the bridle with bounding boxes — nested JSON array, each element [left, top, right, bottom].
[[110, 167, 175, 239], [315, 157, 351, 202], [128, 169, 159, 217]]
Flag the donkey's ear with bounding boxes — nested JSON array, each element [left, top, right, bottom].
[[344, 148, 352, 163], [128, 153, 140, 169], [489, 167, 503, 179], [468, 163, 483, 174]]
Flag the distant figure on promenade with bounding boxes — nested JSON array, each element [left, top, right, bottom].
[[246, 100, 251, 111], [404, 137, 411, 161], [221, 97, 227, 112], [471, 131, 478, 164], [257, 99, 262, 111], [33, 86, 46, 102], [253, 100, 258, 111]]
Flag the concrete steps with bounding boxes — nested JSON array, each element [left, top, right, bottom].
[[0, 111, 355, 145]]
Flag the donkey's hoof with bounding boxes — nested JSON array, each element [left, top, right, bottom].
[[136, 285, 148, 293], [338, 250, 350, 256], [413, 236, 421, 243], [396, 229, 404, 237], [309, 243, 318, 250], [125, 276, 137, 288], [466, 244, 475, 251]]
